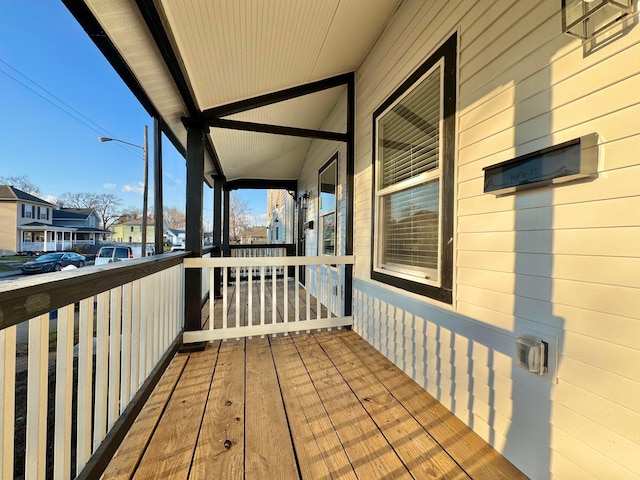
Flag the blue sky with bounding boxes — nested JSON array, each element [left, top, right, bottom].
[[0, 2, 267, 228]]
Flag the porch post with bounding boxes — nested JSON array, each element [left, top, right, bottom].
[[213, 176, 223, 297], [222, 188, 230, 257], [345, 73, 355, 317], [153, 117, 164, 254], [184, 120, 206, 332]]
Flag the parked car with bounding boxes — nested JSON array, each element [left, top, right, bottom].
[[21, 252, 86, 274], [94, 244, 155, 265]]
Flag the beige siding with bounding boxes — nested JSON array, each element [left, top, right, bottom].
[[0, 202, 18, 253], [315, 0, 640, 479]]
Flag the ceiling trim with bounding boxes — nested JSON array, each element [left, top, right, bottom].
[[202, 72, 353, 119], [208, 118, 347, 142]]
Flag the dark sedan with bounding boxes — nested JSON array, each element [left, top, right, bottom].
[[21, 252, 86, 274]]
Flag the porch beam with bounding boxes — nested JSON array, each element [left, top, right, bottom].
[[184, 124, 205, 331], [202, 73, 353, 118], [208, 118, 346, 142]]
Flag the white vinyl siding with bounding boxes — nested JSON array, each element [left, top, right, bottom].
[[347, 0, 640, 479]]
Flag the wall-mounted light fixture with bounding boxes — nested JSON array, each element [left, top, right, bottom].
[[299, 191, 310, 209], [562, 0, 633, 39]]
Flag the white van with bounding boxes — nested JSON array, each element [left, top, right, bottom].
[[95, 244, 155, 265]]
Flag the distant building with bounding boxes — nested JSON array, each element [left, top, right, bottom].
[[110, 218, 156, 244], [240, 226, 267, 244], [266, 189, 294, 244]]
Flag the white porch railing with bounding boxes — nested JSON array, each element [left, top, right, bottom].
[[183, 255, 354, 342], [0, 257, 184, 479]]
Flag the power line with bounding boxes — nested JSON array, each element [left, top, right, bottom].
[[1, 56, 188, 197]]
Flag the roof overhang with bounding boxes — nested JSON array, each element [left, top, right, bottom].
[[64, 0, 402, 186]]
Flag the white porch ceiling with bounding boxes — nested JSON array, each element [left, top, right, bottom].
[[82, 0, 402, 184]]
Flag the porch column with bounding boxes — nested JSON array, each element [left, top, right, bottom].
[[213, 176, 223, 297], [153, 117, 164, 254], [222, 188, 230, 257], [345, 73, 355, 316], [45, 230, 49, 252], [184, 120, 206, 332]]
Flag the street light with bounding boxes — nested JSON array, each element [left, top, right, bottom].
[[98, 125, 149, 256]]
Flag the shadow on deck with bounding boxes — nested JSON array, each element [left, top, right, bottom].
[[102, 329, 528, 479]]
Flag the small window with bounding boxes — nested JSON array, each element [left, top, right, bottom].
[[318, 154, 337, 255], [371, 33, 456, 304]]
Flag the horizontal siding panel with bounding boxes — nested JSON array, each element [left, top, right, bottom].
[[457, 251, 640, 289], [550, 453, 598, 480], [550, 427, 640, 480], [552, 403, 640, 476], [457, 227, 640, 257], [558, 357, 640, 413], [552, 381, 640, 445], [458, 268, 639, 320], [562, 332, 640, 383], [458, 102, 640, 173], [458, 196, 640, 232]]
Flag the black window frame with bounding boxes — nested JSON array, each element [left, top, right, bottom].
[[318, 152, 338, 256], [370, 32, 456, 304]]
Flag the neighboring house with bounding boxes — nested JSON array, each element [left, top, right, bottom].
[[66, 2, 640, 479], [0, 185, 108, 254], [240, 226, 267, 245], [165, 228, 185, 246], [110, 218, 156, 244], [52, 208, 111, 247]]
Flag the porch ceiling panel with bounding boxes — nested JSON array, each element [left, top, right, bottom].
[[79, 0, 401, 183]]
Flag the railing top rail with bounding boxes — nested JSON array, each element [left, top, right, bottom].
[[184, 255, 354, 268], [228, 243, 295, 249], [0, 252, 187, 331]]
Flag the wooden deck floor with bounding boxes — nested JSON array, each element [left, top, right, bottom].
[[102, 329, 528, 480]]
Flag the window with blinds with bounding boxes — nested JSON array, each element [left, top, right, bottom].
[[371, 32, 456, 304], [375, 62, 443, 284]]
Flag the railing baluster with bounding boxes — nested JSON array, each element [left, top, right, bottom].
[[121, 283, 133, 409], [306, 265, 311, 324], [248, 267, 253, 327], [316, 265, 321, 322], [295, 266, 300, 324], [260, 266, 265, 329], [131, 281, 141, 393], [235, 266, 241, 328], [76, 298, 93, 471], [54, 305, 74, 479], [108, 286, 122, 429], [209, 267, 215, 331], [283, 267, 288, 330], [223, 267, 228, 330], [272, 264, 277, 326], [94, 291, 109, 451], [26, 313, 49, 479], [328, 264, 333, 323], [0, 325, 16, 480]]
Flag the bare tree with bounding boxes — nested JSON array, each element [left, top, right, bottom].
[[59, 192, 122, 230], [164, 206, 186, 230], [0, 175, 41, 196], [229, 192, 250, 243]]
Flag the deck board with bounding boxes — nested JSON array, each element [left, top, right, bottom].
[[105, 330, 529, 480], [189, 339, 244, 480], [245, 337, 299, 479]]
